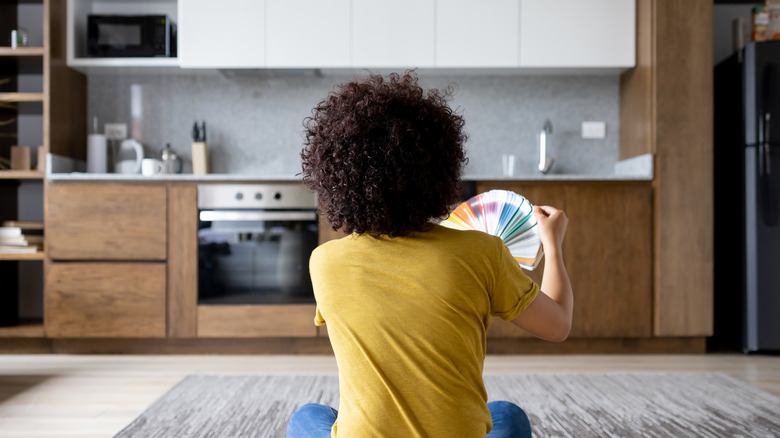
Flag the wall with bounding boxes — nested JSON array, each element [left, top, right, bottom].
[[713, 4, 756, 65], [87, 71, 620, 178]]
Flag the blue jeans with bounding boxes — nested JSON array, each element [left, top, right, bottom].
[[285, 400, 532, 437]]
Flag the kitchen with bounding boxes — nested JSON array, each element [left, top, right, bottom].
[[0, 0, 777, 436]]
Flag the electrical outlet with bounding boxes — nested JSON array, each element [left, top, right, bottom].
[[581, 121, 606, 139], [104, 123, 127, 140]]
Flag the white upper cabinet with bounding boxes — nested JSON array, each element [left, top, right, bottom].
[[178, 0, 265, 68], [519, 0, 635, 68], [351, 0, 435, 68], [437, 0, 519, 68], [266, 0, 350, 68], [69, 0, 635, 71]]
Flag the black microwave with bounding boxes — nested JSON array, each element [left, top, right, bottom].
[[87, 15, 177, 57]]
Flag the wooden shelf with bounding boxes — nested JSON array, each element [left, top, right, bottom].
[[0, 46, 45, 57], [0, 251, 44, 261], [0, 92, 45, 103], [0, 320, 45, 338], [0, 170, 44, 179]]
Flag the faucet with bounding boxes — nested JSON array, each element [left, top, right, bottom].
[[538, 119, 554, 174]]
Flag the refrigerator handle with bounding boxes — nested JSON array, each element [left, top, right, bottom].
[[759, 113, 777, 226], [759, 62, 777, 227]]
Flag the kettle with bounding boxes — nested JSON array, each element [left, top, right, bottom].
[[160, 143, 183, 174], [114, 139, 144, 174]]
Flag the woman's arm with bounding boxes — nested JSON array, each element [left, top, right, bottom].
[[510, 205, 573, 342]]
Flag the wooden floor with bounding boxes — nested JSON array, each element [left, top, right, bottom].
[[0, 353, 778, 437]]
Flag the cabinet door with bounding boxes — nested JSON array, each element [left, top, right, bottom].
[[45, 263, 166, 338], [197, 304, 318, 337], [47, 184, 167, 260], [437, 0, 519, 67], [178, 0, 265, 68], [352, 0, 435, 68], [266, 0, 350, 68], [564, 183, 652, 337], [477, 181, 652, 338], [519, 0, 635, 68]]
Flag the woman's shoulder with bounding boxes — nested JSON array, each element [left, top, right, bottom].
[[430, 223, 503, 245]]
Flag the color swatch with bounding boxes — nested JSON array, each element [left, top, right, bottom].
[[441, 190, 543, 270]]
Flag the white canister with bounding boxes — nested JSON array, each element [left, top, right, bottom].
[[87, 133, 108, 173]]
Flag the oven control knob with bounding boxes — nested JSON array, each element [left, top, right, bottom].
[[235, 192, 244, 200], [274, 192, 282, 200], [255, 192, 263, 200]]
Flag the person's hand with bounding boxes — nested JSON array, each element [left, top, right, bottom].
[[533, 205, 568, 254]]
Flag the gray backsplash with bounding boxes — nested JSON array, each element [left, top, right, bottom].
[[88, 71, 619, 178]]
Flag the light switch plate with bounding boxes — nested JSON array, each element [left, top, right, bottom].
[[104, 123, 127, 140], [581, 121, 607, 139]]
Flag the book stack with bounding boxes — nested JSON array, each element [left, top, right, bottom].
[[0, 221, 43, 254]]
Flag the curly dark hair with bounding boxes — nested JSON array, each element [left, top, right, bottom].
[[301, 71, 468, 237]]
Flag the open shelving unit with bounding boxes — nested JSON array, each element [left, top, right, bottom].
[[0, 0, 86, 338], [0, 91, 45, 101]]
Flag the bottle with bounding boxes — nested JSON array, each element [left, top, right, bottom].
[[767, 0, 780, 40], [752, 5, 769, 42], [87, 117, 108, 173]]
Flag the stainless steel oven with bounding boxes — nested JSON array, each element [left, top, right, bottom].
[[197, 184, 318, 305]]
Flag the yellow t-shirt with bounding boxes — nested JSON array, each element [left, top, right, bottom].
[[311, 224, 539, 438]]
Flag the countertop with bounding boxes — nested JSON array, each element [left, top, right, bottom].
[[46, 153, 653, 182], [46, 172, 652, 182]]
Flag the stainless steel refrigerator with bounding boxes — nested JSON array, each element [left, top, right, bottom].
[[713, 41, 780, 353]]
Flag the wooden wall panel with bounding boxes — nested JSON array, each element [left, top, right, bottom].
[[45, 0, 86, 160], [653, 0, 713, 336], [619, 0, 714, 337], [47, 184, 167, 260], [619, 0, 654, 160], [167, 185, 198, 337], [45, 262, 166, 338]]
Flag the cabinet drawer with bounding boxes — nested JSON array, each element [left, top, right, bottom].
[[47, 184, 167, 260], [197, 305, 317, 338], [45, 262, 167, 338]]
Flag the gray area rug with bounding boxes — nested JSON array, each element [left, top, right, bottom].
[[114, 372, 780, 438]]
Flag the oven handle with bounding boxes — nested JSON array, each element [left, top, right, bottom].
[[199, 210, 318, 222]]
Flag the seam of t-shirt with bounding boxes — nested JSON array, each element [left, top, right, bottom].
[[492, 236, 541, 321], [499, 282, 540, 321]]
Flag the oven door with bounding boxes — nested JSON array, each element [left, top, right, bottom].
[[198, 209, 318, 305]]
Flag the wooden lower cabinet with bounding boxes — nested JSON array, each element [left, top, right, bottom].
[[34, 179, 654, 350], [47, 184, 167, 260], [45, 262, 167, 338], [479, 181, 653, 339], [197, 304, 318, 337]]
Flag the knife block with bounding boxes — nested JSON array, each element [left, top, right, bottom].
[[192, 142, 209, 174]]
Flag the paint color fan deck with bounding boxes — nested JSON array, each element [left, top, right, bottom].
[[441, 190, 543, 270]]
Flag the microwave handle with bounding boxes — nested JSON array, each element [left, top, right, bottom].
[[199, 210, 317, 222]]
